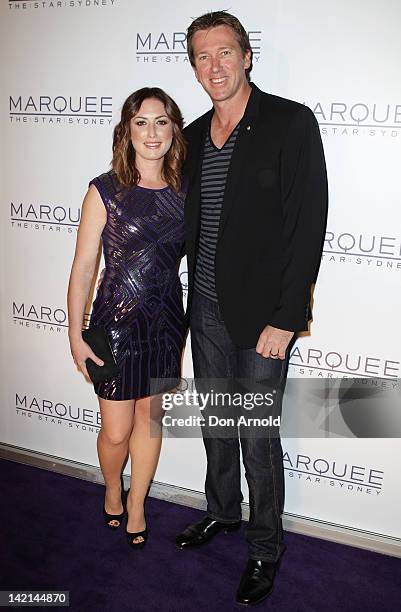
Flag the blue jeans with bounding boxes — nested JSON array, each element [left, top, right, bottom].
[[190, 290, 291, 562]]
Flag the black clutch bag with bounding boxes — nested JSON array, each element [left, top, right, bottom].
[[82, 326, 120, 384]]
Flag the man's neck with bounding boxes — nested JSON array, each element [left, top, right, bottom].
[[212, 82, 252, 129]]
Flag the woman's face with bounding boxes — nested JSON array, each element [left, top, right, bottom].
[[130, 97, 174, 163]]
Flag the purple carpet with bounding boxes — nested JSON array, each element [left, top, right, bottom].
[[1, 458, 400, 611]]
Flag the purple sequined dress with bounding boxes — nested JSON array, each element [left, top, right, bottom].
[[88, 171, 186, 401]]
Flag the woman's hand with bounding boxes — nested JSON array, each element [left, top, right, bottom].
[[69, 335, 104, 380]]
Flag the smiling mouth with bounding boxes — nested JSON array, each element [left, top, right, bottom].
[[144, 142, 162, 149], [210, 77, 228, 85]]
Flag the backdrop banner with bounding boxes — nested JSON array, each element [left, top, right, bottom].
[[1, 0, 400, 541]]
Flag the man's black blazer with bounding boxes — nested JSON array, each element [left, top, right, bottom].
[[183, 82, 328, 349]]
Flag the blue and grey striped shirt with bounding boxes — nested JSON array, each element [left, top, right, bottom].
[[194, 121, 241, 302]]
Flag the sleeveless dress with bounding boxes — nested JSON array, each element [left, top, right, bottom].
[[88, 170, 187, 401]]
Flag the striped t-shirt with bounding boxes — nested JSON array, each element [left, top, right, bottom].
[[194, 121, 240, 302]]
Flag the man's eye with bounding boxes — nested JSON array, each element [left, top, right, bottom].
[[199, 55, 208, 61], [221, 50, 231, 56]]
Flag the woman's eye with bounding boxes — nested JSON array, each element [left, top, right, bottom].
[[157, 120, 168, 125], [135, 121, 146, 126]]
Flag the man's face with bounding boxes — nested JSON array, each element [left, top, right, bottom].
[[191, 25, 251, 103]]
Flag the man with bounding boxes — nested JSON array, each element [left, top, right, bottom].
[[176, 11, 328, 606]]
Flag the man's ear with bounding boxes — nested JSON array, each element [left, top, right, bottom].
[[244, 49, 251, 70]]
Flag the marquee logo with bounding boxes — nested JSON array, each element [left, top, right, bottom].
[[9, 94, 113, 126], [12, 301, 68, 332], [15, 392, 100, 433], [322, 230, 401, 271], [8, 0, 117, 10], [283, 451, 384, 496], [12, 300, 90, 333], [289, 345, 400, 379], [10, 201, 80, 234], [306, 101, 401, 137], [11, 301, 91, 333], [135, 30, 262, 64]]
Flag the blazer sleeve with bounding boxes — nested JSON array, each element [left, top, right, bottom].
[[268, 106, 328, 332]]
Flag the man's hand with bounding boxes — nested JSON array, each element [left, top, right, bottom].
[[256, 325, 294, 360]]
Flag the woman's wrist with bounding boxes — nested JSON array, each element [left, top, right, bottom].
[[68, 328, 83, 342]]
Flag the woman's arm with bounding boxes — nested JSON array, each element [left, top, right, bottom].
[[67, 184, 107, 378]]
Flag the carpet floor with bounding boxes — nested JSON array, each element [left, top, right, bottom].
[[1, 458, 400, 611]]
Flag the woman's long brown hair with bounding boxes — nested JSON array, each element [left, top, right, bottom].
[[112, 87, 186, 193]]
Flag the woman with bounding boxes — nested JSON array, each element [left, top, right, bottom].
[[67, 87, 187, 548]]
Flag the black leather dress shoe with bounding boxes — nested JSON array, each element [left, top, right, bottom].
[[176, 516, 241, 549], [236, 559, 280, 605]]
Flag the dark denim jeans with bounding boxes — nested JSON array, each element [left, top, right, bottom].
[[190, 290, 291, 562]]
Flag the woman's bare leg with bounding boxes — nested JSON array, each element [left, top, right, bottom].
[[126, 394, 163, 542], [97, 398, 135, 525]]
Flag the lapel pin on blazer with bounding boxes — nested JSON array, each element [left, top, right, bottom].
[[246, 125, 251, 131]]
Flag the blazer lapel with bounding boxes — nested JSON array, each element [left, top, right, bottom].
[[184, 111, 211, 271], [218, 83, 262, 241]]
